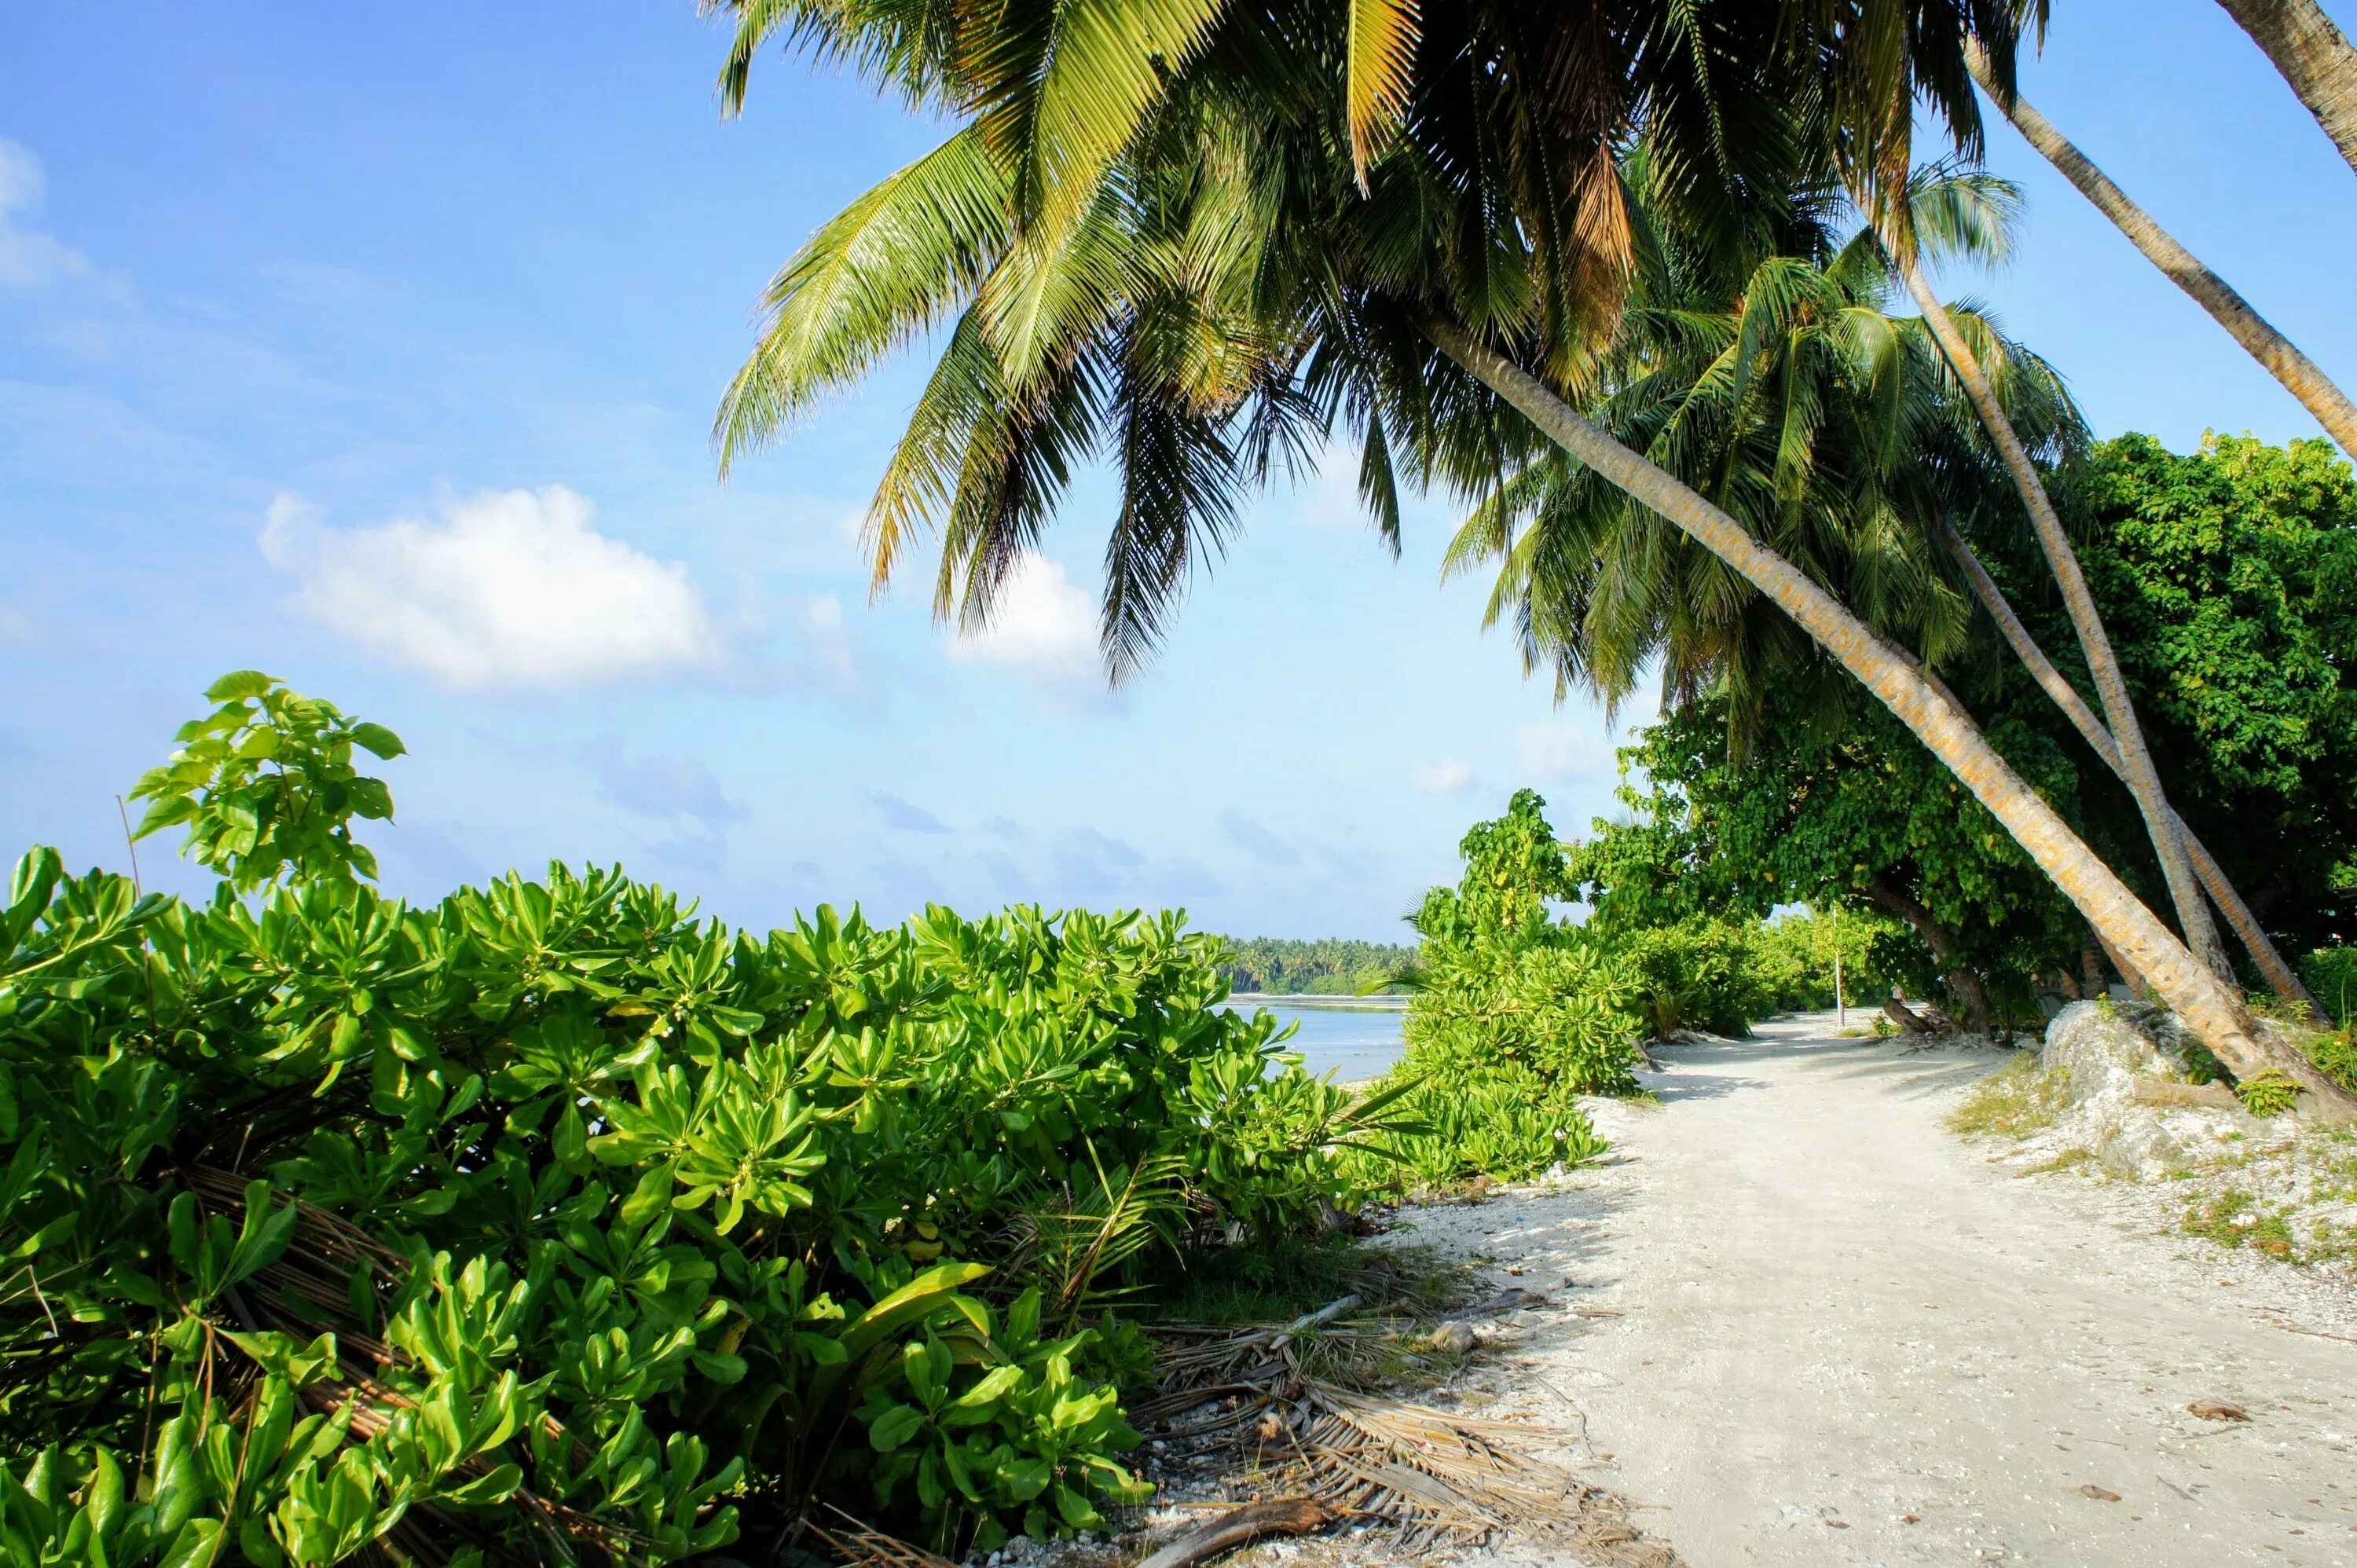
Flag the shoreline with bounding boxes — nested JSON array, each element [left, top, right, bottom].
[[1228, 991, 1409, 1012]]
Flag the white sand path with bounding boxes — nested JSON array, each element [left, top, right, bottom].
[[1396, 1013, 2357, 1566]]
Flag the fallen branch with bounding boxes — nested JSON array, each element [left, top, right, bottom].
[[1134, 1499, 1334, 1568]]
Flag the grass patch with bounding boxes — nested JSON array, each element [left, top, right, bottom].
[[2021, 1146, 2095, 1176], [2184, 1189, 2296, 1260], [2181, 1188, 2357, 1266], [1948, 1051, 2072, 1138]]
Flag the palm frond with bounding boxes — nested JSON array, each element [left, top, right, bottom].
[[1345, 0, 1420, 186], [716, 125, 1013, 474]]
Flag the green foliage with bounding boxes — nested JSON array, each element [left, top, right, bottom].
[[1217, 936, 1416, 995], [126, 671, 405, 892], [1609, 918, 1769, 1039], [2234, 1070, 2304, 1119], [1574, 695, 2080, 1025], [1350, 793, 1639, 1187], [1413, 790, 1576, 946], [2302, 947, 2357, 1026], [2304, 1028, 2357, 1097], [2039, 434, 2357, 959], [0, 680, 1411, 1565], [1744, 910, 1887, 1013]]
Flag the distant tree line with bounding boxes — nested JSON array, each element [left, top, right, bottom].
[[1218, 936, 1417, 995]]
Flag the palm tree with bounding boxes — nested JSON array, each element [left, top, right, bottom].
[[706, 0, 2353, 1112], [1960, 42, 2357, 459], [1933, 514, 2327, 1017], [1440, 175, 2001, 739], [1450, 170, 2321, 1016], [1891, 249, 2235, 984], [2213, 0, 2357, 179]]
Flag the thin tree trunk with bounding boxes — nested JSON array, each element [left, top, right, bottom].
[[1899, 261, 2236, 984], [2081, 942, 2106, 999], [1423, 317, 2357, 1119], [1864, 876, 1996, 1033], [1934, 516, 2327, 1020], [1882, 996, 1936, 1035], [1963, 41, 2357, 458], [2213, 0, 2357, 180]]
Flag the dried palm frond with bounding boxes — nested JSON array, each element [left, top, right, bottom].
[[808, 1505, 962, 1568], [1135, 1295, 1677, 1567]]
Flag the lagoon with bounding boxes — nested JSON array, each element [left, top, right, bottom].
[[1229, 994, 1407, 1083]]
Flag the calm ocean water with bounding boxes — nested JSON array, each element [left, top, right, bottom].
[[1229, 997, 1406, 1083]]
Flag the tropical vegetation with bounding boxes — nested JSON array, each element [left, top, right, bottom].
[[0, 675, 1465, 1566], [702, 0, 2349, 1105], [1215, 937, 1414, 996]]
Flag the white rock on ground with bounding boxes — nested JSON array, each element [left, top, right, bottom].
[[1373, 1011, 2357, 1567]]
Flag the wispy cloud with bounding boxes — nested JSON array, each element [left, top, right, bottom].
[[1409, 759, 1475, 795], [797, 594, 857, 687], [867, 789, 951, 835], [1517, 720, 1609, 782], [1221, 810, 1301, 866], [259, 486, 722, 689], [593, 749, 749, 831], [0, 141, 90, 290]]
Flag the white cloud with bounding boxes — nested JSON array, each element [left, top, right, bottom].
[[259, 486, 721, 689], [1517, 720, 1609, 782], [1410, 759, 1475, 795], [0, 141, 90, 290], [947, 555, 1101, 686]]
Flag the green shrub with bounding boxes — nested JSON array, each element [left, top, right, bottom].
[[0, 676, 1411, 1565], [1612, 918, 1769, 1039], [2306, 1028, 2357, 1094], [1352, 792, 1647, 1187], [2302, 947, 2357, 1025], [2235, 1069, 2304, 1118]]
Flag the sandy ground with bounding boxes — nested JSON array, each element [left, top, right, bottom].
[[1386, 1013, 2357, 1567]]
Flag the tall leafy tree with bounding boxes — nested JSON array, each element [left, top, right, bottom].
[[1576, 694, 2087, 1029], [706, 0, 2348, 1108]]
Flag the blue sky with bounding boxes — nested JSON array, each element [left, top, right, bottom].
[[4, 2, 2354, 940]]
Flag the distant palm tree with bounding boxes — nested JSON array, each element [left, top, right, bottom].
[[706, 0, 2353, 1109]]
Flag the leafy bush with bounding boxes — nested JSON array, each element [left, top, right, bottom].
[[1348, 792, 1641, 1187], [2302, 947, 2357, 1025], [0, 676, 1411, 1565], [1365, 940, 1637, 1184], [2305, 1028, 2357, 1095], [2234, 1070, 2304, 1118], [1611, 918, 1768, 1039]]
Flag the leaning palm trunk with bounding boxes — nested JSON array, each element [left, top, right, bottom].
[[1933, 515, 2328, 1022], [1424, 318, 2356, 1118], [1963, 42, 2357, 459], [1899, 261, 2237, 985], [2213, 0, 2357, 181]]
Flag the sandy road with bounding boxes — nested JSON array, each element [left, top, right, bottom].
[[1403, 1015, 2357, 1566]]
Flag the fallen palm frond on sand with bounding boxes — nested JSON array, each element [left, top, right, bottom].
[[807, 1293, 1673, 1568], [1127, 1295, 1677, 1568]]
